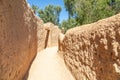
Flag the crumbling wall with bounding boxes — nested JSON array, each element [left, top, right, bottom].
[[37, 19, 47, 51], [37, 22, 61, 52], [61, 13, 120, 80], [0, 0, 38, 80], [43, 22, 61, 47], [51, 25, 61, 47]]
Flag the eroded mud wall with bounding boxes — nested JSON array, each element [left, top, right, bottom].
[[61, 14, 120, 80], [0, 0, 37, 79]]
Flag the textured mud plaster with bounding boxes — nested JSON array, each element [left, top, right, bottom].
[[37, 19, 46, 51], [0, 0, 37, 80], [62, 13, 120, 80], [44, 22, 61, 47], [37, 22, 61, 52], [58, 33, 65, 51]]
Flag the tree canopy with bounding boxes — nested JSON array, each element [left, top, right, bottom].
[[60, 0, 120, 32], [32, 5, 39, 14], [38, 5, 62, 25], [63, 0, 75, 19], [31, 0, 120, 32]]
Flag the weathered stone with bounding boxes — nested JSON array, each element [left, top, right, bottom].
[[61, 14, 120, 80], [0, 0, 38, 80]]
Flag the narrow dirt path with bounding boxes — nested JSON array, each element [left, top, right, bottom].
[[27, 47, 75, 80]]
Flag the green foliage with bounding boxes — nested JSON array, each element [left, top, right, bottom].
[[32, 5, 39, 14], [38, 5, 62, 25], [111, 0, 120, 14], [54, 6, 62, 25], [75, 0, 115, 25], [31, 0, 120, 32], [62, 0, 120, 31], [60, 18, 77, 32], [64, 0, 75, 19]]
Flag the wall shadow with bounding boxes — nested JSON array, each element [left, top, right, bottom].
[[44, 30, 50, 48]]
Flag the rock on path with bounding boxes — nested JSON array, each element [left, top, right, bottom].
[[27, 47, 75, 80]]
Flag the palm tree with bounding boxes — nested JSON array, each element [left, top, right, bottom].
[[64, 0, 75, 19], [55, 6, 62, 24], [32, 5, 39, 14]]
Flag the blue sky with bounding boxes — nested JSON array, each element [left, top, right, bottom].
[[27, 0, 68, 23]]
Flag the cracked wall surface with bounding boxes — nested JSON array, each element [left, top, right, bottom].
[[61, 13, 120, 80], [0, 0, 38, 80]]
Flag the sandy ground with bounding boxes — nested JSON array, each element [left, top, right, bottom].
[[27, 46, 75, 80]]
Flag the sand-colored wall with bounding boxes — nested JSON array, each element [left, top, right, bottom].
[[37, 19, 47, 51], [61, 13, 120, 80], [51, 25, 61, 47], [37, 22, 61, 52], [0, 0, 37, 80]]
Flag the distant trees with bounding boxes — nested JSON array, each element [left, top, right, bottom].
[[55, 6, 62, 24], [63, 0, 75, 19], [74, 0, 114, 25], [31, 0, 120, 32], [61, 0, 120, 31], [75, 0, 120, 24], [60, 18, 77, 32], [32, 5, 39, 14], [109, 0, 120, 14], [31, 4, 62, 25]]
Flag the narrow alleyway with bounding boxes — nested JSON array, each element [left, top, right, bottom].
[[27, 47, 75, 80]]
